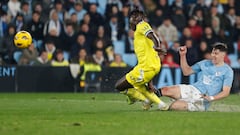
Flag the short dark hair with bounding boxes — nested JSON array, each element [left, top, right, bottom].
[[212, 42, 228, 52], [129, 6, 145, 19]]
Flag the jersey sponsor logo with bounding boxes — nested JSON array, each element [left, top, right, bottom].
[[203, 75, 212, 85]]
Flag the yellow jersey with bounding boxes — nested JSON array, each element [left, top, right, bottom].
[[109, 62, 127, 67], [51, 60, 69, 66], [134, 21, 161, 72]]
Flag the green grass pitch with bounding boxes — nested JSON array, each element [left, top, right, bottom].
[[0, 93, 240, 135]]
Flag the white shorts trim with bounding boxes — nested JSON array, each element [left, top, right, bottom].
[[179, 84, 207, 111]]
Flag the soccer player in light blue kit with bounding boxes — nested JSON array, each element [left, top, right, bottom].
[[155, 43, 234, 111]]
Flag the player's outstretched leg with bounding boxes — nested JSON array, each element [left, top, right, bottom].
[[115, 76, 148, 105], [122, 88, 149, 105]]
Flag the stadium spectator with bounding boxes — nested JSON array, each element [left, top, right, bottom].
[[211, 0, 225, 15], [157, 17, 178, 47], [128, 0, 144, 11], [69, 13, 80, 32], [186, 0, 208, 18], [88, 3, 104, 27], [31, 50, 51, 66], [171, 7, 187, 32], [91, 39, 107, 56], [192, 8, 204, 27], [18, 43, 39, 65], [70, 33, 90, 59], [43, 40, 56, 61], [43, 9, 63, 38], [118, 4, 130, 36], [79, 13, 97, 37], [51, 49, 69, 66], [105, 0, 123, 14], [167, 41, 180, 64], [93, 25, 112, 52], [233, 16, 240, 42], [170, 0, 184, 13], [79, 55, 102, 90], [142, 0, 157, 17], [62, 0, 75, 11], [7, 0, 21, 19], [124, 29, 134, 53], [148, 8, 164, 28], [197, 41, 209, 61], [62, 22, 76, 52], [26, 11, 44, 50], [77, 48, 87, 66], [78, 23, 94, 48], [217, 29, 234, 54], [211, 16, 221, 35], [68, 1, 87, 23], [43, 9, 65, 50], [162, 53, 179, 68], [105, 4, 120, 22], [179, 27, 192, 45], [53, 0, 69, 23], [0, 0, 239, 68], [32, 2, 48, 23], [109, 53, 127, 67], [156, 0, 171, 18], [20, 1, 32, 24], [92, 49, 108, 66], [185, 38, 198, 66], [104, 14, 124, 42], [201, 26, 218, 50], [187, 17, 203, 42], [225, 7, 237, 29], [237, 37, 240, 63], [105, 46, 114, 62], [12, 13, 26, 32], [205, 5, 224, 30], [0, 11, 7, 43], [1, 24, 18, 64]]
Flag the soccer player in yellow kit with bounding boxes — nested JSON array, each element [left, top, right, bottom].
[[115, 8, 168, 110]]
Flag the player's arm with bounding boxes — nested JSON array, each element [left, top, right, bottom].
[[179, 46, 194, 76], [203, 86, 231, 101], [147, 32, 166, 55]]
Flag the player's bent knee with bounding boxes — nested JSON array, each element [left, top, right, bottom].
[[114, 82, 122, 91], [161, 87, 172, 96], [169, 101, 188, 111], [114, 81, 128, 92]]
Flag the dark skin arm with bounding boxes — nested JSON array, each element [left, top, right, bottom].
[[147, 32, 167, 55], [146, 32, 166, 92]]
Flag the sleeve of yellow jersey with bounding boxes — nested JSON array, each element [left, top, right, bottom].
[[138, 22, 153, 36]]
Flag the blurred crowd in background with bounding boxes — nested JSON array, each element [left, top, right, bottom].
[[0, 0, 240, 69]]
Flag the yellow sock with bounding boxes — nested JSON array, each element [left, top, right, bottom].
[[126, 88, 147, 102], [138, 86, 162, 104]]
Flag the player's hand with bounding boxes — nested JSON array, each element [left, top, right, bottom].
[[178, 46, 187, 56], [153, 46, 167, 55], [201, 94, 214, 102]]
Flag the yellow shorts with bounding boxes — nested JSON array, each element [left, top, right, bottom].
[[126, 66, 159, 87]]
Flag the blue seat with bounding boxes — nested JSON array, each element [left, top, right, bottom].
[[13, 51, 23, 63], [63, 51, 70, 60], [113, 41, 125, 55], [122, 53, 137, 67]]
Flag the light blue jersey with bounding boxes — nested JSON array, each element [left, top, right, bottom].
[[191, 60, 233, 96]]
